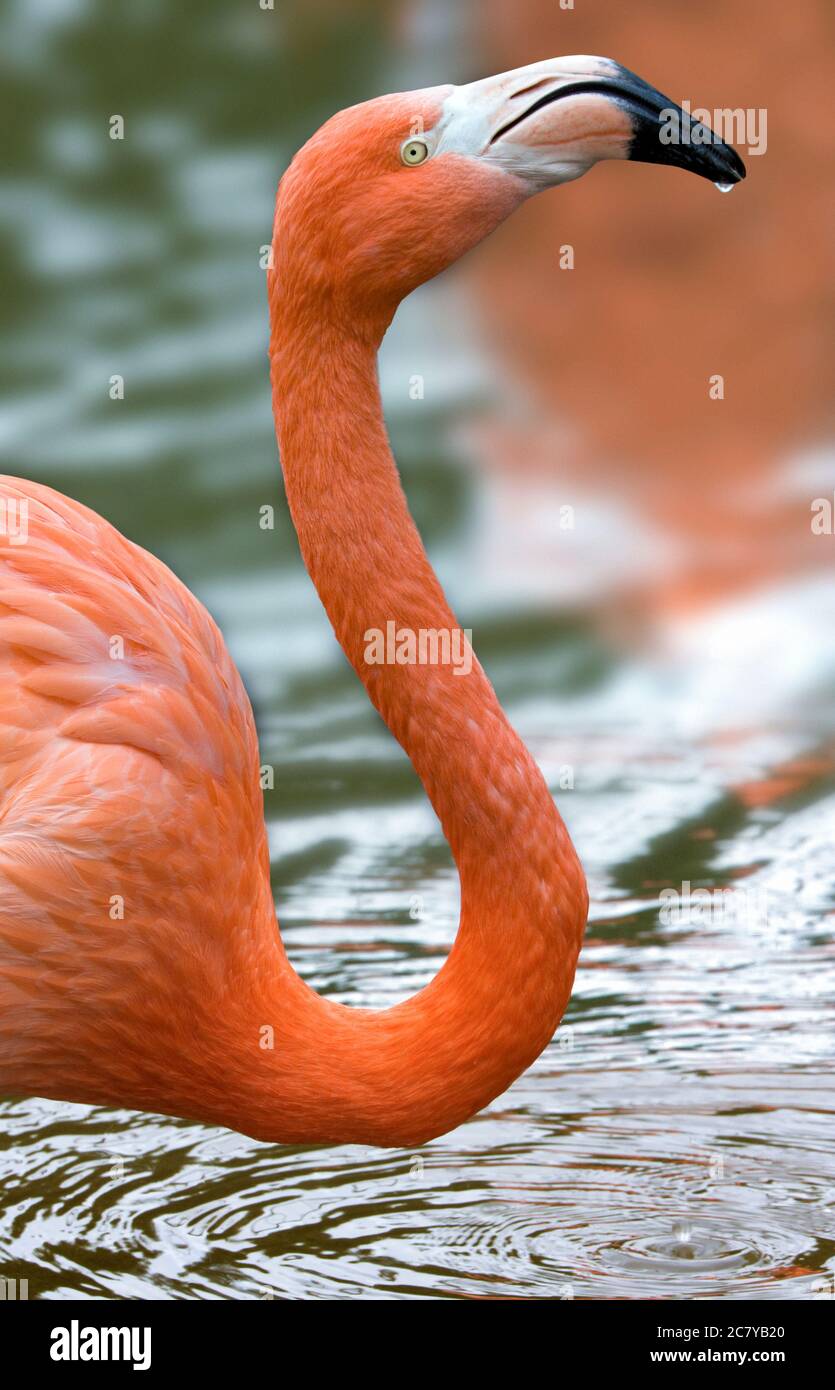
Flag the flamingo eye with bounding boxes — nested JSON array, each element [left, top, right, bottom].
[[400, 138, 430, 167]]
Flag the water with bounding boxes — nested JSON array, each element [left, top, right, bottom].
[[0, 1, 833, 1301]]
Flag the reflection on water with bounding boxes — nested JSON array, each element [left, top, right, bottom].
[[0, 1, 833, 1300]]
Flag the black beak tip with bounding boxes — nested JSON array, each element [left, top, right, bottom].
[[725, 145, 747, 183], [629, 117, 748, 186], [704, 134, 747, 185], [610, 63, 748, 187], [702, 137, 747, 186]]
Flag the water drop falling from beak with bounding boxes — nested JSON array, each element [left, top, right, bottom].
[[715, 182, 736, 193]]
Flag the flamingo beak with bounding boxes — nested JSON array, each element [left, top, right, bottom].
[[440, 56, 747, 190]]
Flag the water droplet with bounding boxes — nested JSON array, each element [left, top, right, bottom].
[[715, 182, 735, 193]]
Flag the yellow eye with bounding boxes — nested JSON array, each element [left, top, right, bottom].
[[400, 138, 430, 167]]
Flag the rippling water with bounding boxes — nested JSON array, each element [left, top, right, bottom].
[[0, 1, 833, 1300]]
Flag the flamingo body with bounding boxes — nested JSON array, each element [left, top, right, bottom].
[[0, 477, 274, 1124]]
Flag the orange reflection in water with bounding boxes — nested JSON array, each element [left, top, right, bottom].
[[464, 0, 834, 614]]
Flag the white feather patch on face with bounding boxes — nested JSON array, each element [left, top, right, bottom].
[[427, 55, 628, 189]]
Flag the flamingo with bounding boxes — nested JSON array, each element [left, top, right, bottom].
[[0, 57, 744, 1148]]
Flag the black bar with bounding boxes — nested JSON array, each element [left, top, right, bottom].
[[2, 1296, 828, 1375]]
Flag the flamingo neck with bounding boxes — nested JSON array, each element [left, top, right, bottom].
[[253, 282, 587, 1148]]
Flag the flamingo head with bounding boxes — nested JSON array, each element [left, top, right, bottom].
[[274, 56, 746, 328]]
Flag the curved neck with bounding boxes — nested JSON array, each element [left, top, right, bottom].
[[249, 283, 587, 1148]]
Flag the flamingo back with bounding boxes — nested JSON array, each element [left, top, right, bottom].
[[0, 477, 276, 1117]]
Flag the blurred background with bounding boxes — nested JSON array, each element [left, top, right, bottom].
[[0, 0, 833, 1300]]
